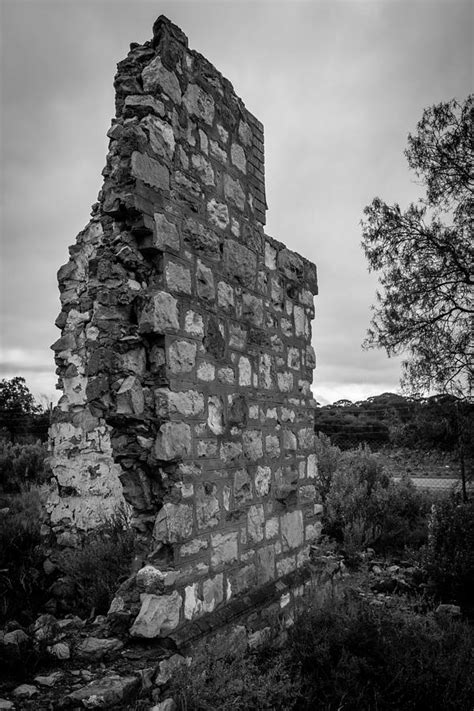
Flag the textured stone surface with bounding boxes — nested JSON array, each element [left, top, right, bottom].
[[47, 14, 319, 641], [68, 675, 140, 707], [130, 591, 182, 637]]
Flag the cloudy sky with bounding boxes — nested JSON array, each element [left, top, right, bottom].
[[0, 0, 472, 406]]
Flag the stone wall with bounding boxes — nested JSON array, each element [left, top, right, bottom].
[[47, 16, 319, 636]]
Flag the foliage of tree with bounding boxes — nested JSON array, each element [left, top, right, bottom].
[[0, 377, 42, 415], [361, 95, 473, 398], [0, 377, 49, 442], [314, 392, 473, 456]]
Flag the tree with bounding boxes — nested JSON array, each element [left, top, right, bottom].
[[0, 377, 48, 442], [0, 377, 42, 415], [361, 95, 473, 399]]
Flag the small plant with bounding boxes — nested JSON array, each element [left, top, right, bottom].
[[0, 487, 47, 624], [290, 588, 474, 711], [57, 507, 136, 617], [321, 442, 430, 556], [170, 645, 300, 711], [425, 497, 474, 609], [314, 432, 342, 502], [0, 440, 49, 494]]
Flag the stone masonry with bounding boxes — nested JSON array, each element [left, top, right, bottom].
[[47, 16, 320, 638]]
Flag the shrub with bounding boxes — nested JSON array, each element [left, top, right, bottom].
[[0, 440, 49, 494], [291, 590, 474, 711], [322, 443, 429, 556], [170, 645, 300, 711], [314, 432, 342, 502], [57, 508, 136, 617], [0, 488, 48, 624], [425, 497, 474, 608]]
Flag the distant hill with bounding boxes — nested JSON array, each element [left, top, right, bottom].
[[314, 392, 473, 453]]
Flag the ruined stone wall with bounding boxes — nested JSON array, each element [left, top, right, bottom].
[[48, 16, 319, 633]]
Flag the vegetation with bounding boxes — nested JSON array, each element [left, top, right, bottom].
[[314, 391, 473, 453], [0, 488, 47, 624], [314, 435, 430, 558], [0, 376, 50, 442], [171, 646, 299, 711], [291, 590, 474, 711], [171, 590, 474, 711], [361, 95, 473, 398], [56, 509, 136, 617], [0, 440, 49, 493], [425, 497, 474, 610]]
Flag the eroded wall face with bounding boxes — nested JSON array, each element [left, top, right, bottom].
[[48, 17, 319, 629]]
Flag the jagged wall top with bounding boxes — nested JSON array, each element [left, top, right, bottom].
[[101, 14, 269, 229]]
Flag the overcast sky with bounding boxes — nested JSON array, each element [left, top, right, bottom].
[[0, 0, 472, 406]]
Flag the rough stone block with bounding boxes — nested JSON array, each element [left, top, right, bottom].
[[196, 484, 220, 529], [278, 249, 304, 282], [184, 582, 202, 620], [139, 291, 179, 333], [196, 260, 215, 301], [257, 544, 275, 583], [247, 504, 265, 543], [203, 573, 224, 612], [197, 362, 216, 381], [208, 395, 224, 435], [165, 261, 192, 294], [153, 503, 194, 543], [184, 310, 204, 336], [220, 441, 243, 464], [151, 213, 180, 252], [217, 281, 235, 311], [131, 152, 170, 191], [265, 517, 279, 539], [191, 153, 215, 185], [184, 83, 215, 125], [142, 56, 182, 102], [238, 357, 252, 387], [116, 376, 144, 415], [231, 143, 246, 173], [265, 434, 280, 458], [277, 555, 297, 576], [255, 466, 271, 496], [281, 510, 304, 551], [307, 453, 318, 479], [180, 538, 208, 557], [294, 305, 306, 337], [238, 120, 252, 146], [207, 198, 229, 230], [243, 430, 263, 461], [211, 531, 239, 567], [234, 468, 252, 506], [155, 421, 191, 461], [130, 591, 182, 638], [168, 340, 197, 374], [223, 240, 257, 286], [141, 115, 175, 160], [168, 389, 204, 417], [183, 217, 220, 258], [242, 293, 263, 326]]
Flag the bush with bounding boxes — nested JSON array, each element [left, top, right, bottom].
[[57, 508, 136, 617], [314, 432, 342, 502], [0, 488, 48, 624], [0, 440, 49, 494], [425, 497, 474, 609], [291, 590, 474, 711], [170, 645, 300, 711], [320, 440, 429, 556]]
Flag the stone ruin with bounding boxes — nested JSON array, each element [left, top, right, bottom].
[[47, 16, 320, 643]]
